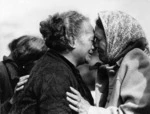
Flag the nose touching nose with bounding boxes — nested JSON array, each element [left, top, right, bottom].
[[89, 44, 97, 55], [92, 45, 94, 50], [92, 43, 97, 51]]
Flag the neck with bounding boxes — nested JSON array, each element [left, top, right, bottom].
[[61, 52, 78, 67]]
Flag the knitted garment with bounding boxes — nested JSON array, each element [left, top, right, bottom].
[[9, 50, 93, 114], [98, 11, 150, 63]]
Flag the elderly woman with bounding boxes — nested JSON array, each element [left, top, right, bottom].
[[0, 35, 47, 114], [66, 11, 150, 114], [9, 11, 94, 114]]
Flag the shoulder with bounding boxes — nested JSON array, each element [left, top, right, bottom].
[[0, 62, 9, 86], [30, 54, 73, 83], [118, 48, 150, 83], [33, 56, 71, 74], [0, 61, 5, 70], [0, 61, 7, 77], [117, 48, 150, 81], [122, 48, 150, 69]]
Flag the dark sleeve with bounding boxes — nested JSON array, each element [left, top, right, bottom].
[[0, 64, 13, 114], [0, 72, 2, 114], [0, 99, 12, 114], [10, 65, 75, 114], [0, 69, 4, 114], [0, 68, 4, 100], [38, 68, 73, 114]]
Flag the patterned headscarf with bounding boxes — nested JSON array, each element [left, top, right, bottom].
[[98, 11, 149, 64]]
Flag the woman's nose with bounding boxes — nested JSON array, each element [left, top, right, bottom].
[[92, 44, 97, 52], [91, 45, 94, 50]]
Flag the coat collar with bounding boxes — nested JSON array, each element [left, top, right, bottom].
[[3, 56, 20, 81]]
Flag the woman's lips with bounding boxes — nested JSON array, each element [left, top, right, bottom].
[[88, 49, 93, 55]]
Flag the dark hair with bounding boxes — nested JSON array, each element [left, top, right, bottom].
[[9, 35, 47, 65], [96, 17, 105, 32], [94, 17, 106, 49], [40, 11, 89, 52]]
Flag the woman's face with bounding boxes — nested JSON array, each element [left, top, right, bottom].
[[94, 25, 107, 62], [23, 60, 37, 75]]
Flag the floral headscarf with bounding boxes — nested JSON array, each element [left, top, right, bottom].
[[98, 11, 149, 64]]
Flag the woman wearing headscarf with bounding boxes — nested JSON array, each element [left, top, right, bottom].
[[66, 11, 150, 114]]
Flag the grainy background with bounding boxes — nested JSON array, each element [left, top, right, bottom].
[[0, 0, 150, 60], [0, 0, 150, 96]]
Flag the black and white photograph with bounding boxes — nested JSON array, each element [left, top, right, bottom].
[[0, 0, 150, 113]]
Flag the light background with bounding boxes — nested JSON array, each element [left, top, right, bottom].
[[0, 0, 150, 60]]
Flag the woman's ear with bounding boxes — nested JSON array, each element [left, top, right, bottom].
[[64, 27, 76, 49], [70, 43, 76, 49], [68, 36, 76, 49]]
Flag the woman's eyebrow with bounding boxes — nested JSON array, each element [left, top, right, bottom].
[[93, 29, 95, 33]]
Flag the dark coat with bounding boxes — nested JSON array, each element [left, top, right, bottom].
[[10, 50, 94, 114], [0, 56, 20, 114]]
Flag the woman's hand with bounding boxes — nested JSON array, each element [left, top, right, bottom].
[[14, 75, 29, 93], [66, 87, 91, 114], [9, 75, 30, 104], [97, 64, 115, 90]]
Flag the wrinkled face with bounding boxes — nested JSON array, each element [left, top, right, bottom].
[[74, 20, 94, 66], [94, 25, 107, 62]]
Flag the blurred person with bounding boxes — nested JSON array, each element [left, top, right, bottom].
[[0, 35, 47, 114], [66, 11, 150, 114], [10, 11, 94, 114]]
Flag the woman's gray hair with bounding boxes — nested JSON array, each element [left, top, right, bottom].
[[40, 11, 89, 52]]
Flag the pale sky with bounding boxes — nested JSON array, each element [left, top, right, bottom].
[[0, 0, 150, 60]]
